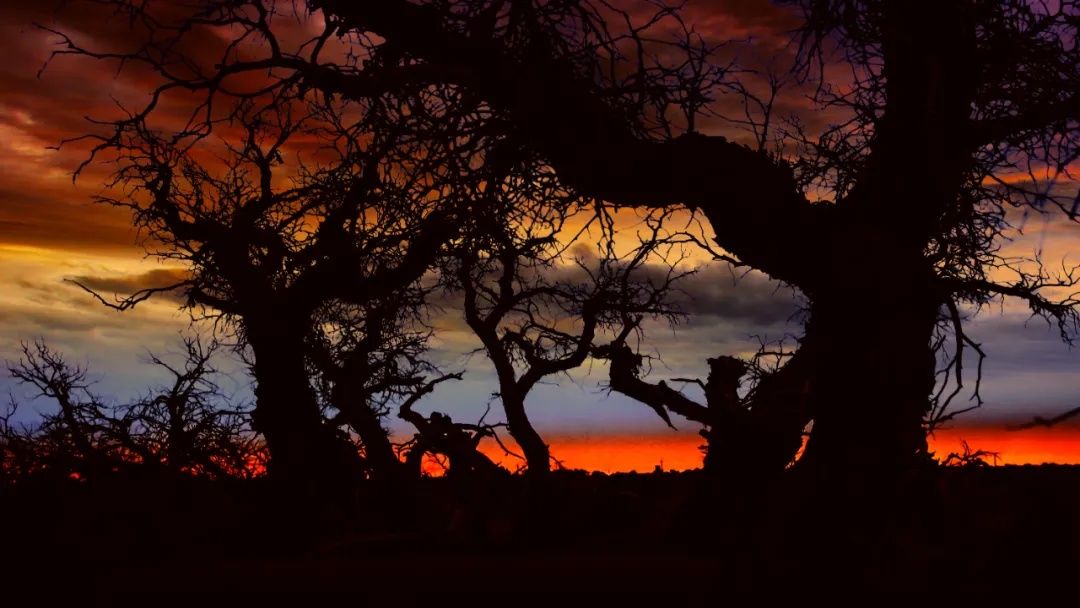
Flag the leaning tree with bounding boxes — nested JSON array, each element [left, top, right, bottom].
[[449, 166, 688, 475], [291, 0, 1080, 482]]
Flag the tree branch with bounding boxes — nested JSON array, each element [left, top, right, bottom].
[[311, 0, 823, 288]]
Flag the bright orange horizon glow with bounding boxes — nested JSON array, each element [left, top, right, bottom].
[[430, 426, 1080, 475], [487, 433, 709, 474], [928, 426, 1080, 466]]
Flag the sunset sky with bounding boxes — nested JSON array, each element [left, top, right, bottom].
[[1, 0, 1079, 470]]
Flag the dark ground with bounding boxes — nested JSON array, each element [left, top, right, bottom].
[[2, 465, 1078, 599]]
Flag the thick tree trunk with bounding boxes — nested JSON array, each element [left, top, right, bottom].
[[399, 409, 506, 479], [332, 375, 405, 481], [315, 0, 975, 486], [345, 404, 403, 480], [705, 354, 813, 478], [502, 394, 550, 476], [246, 325, 364, 496], [798, 250, 937, 484], [598, 342, 810, 478]]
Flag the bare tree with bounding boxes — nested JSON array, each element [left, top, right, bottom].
[[290, 0, 1080, 480], [120, 336, 259, 479], [37, 0, 835, 479], [449, 173, 687, 475], [46, 0, 1080, 483], [595, 337, 812, 478], [2, 337, 260, 482], [58, 80, 495, 492], [5, 340, 123, 480], [394, 372, 510, 479]]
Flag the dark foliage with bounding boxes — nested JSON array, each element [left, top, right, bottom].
[[1, 337, 260, 483]]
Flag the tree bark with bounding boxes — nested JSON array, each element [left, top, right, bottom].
[[246, 322, 364, 496], [706, 355, 812, 478], [796, 241, 938, 483], [311, 0, 971, 480], [501, 393, 550, 477], [600, 342, 811, 477], [331, 372, 406, 481]]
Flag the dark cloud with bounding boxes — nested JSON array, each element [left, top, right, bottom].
[[960, 311, 1079, 373], [0, 1, 313, 253], [69, 267, 190, 302], [0, 186, 137, 252], [615, 0, 801, 40], [691, 0, 802, 29], [565, 251, 804, 325], [667, 265, 804, 327], [432, 249, 802, 330]]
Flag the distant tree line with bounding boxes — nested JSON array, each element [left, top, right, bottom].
[[1, 337, 261, 483]]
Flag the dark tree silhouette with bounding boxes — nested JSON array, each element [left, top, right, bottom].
[[2, 337, 259, 482], [450, 179, 686, 475], [395, 372, 509, 479], [44, 0, 1080, 486], [121, 336, 260, 478], [62, 90, 492, 493], [4, 340, 124, 480], [287, 0, 1080, 483], [308, 292, 436, 481], [594, 339, 812, 478]]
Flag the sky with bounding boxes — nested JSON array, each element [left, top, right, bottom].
[[1, 0, 1079, 469]]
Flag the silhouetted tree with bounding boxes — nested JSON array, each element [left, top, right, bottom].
[[1, 337, 259, 482], [310, 287, 512, 481], [4, 340, 125, 480], [47, 0, 1080, 484], [287, 0, 1080, 483], [451, 187, 687, 475], [121, 336, 260, 478], [594, 339, 811, 479], [309, 294, 431, 481], [61, 81, 495, 492], [394, 372, 509, 479], [308, 289, 483, 481]]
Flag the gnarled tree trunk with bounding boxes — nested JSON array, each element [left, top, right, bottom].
[[311, 0, 973, 481], [331, 370, 406, 481], [246, 321, 364, 496], [599, 343, 811, 478], [797, 245, 938, 483], [502, 392, 550, 477]]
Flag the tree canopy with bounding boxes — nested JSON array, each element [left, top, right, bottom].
[[34, 0, 1080, 487]]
